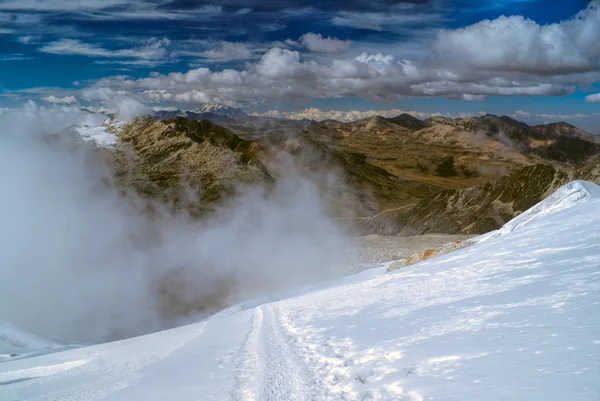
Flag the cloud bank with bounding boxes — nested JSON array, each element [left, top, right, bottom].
[[0, 103, 353, 344], [69, 2, 599, 107]]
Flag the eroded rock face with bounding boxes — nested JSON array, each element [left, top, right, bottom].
[[397, 164, 578, 235], [108, 117, 272, 217]]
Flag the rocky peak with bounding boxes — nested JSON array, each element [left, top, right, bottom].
[[387, 113, 429, 130], [531, 121, 596, 141]]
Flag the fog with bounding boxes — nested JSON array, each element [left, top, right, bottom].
[[0, 101, 354, 344]]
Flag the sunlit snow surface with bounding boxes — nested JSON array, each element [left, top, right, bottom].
[[1, 181, 599, 400]]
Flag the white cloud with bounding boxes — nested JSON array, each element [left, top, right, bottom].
[[0, 12, 42, 24], [460, 94, 487, 101], [0, 0, 132, 11], [511, 110, 592, 121], [0, 1, 221, 20], [42, 95, 78, 105], [0, 53, 32, 61], [514, 110, 531, 117], [355, 53, 394, 64], [150, 105, 178, 112], [81, 5, 222, 21], [91, 43, 581, 106], [201, 41, 253, 62], [410, 80, 574, 97], [432, 2, 600, 73], [17, 35, 40, 44], [235, 8, 252, 15], [332, 11, 443, 32], [40, 38, 171, 66], [586, 93, 600, 102], [299, 33, 351, 53], [81, 87, 150, 120], [63, 3, 600, 108]]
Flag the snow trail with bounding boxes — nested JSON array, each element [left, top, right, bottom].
[[235, 305, 321, 401]]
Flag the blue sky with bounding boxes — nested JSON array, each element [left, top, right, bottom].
[[0, 0, 599, 130]]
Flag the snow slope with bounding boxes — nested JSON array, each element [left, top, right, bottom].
[[73, 125, 117, 148], [0, 325, 87, 365], [1, 181, 599, 400], [0, 325, 59, 362], [491, 180, 600, 238]]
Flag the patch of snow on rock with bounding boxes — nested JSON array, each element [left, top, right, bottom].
[[73, 116, 122, 148]]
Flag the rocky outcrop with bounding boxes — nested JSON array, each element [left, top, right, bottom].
[[397, 164, 580, 235]]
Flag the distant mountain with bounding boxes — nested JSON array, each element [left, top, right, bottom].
[[97, 112, 599, 236], [153, 104, 248, 121], [386, 113, 430, 130], [531, 121, 598, 142], [191, 104, 248, 118], [424, 114, 600, 164]]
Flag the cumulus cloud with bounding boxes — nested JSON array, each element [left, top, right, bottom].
[[81, 87, 150, 120], [432, 2, 600, 73], [586, 92, 600, 102], [410, 80, 574, 97], [92, 41, 581, 107], [30, 2, 598, 108], [355, 52, 394, 64], [201, 41, 253, 61], [460, 94, 487, 101], [299, 33, 351, 53], [42, 95, 78, 104], [514, 110, 531, 117]]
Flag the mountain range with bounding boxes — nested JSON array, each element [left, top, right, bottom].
[[91, 106, 600, 236]]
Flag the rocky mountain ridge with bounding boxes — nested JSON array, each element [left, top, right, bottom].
[[95, 110, 599, 236], [108, 117, 271, 217]]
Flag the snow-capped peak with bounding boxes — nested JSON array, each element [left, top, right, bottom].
[[190, 104, 247, 117]]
